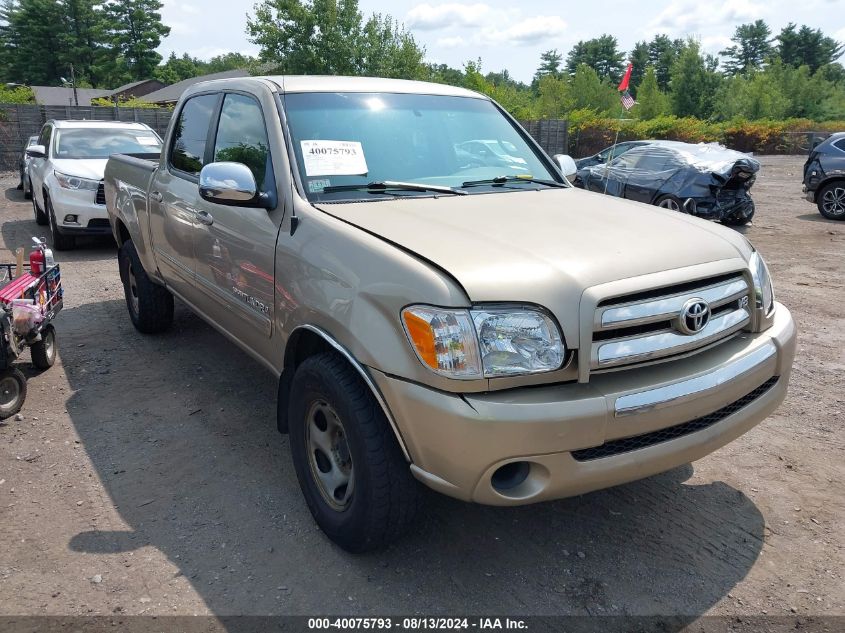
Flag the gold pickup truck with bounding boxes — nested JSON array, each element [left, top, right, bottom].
[[104, 75, 796, 552]]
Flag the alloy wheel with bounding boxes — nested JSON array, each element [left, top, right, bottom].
[[822, 186, 845, 217], [658, 198, 681, 211]]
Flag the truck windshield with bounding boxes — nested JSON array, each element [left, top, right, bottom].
[[282, 92, 563, 201], [53, 128, 162, 159]]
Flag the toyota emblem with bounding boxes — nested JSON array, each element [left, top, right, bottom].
[[677, 298, 711, 335]]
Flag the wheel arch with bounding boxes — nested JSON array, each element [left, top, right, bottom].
[[277, 324, 411, 462]]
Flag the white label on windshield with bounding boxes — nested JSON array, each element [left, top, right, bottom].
[[301, 140, 368, 176], [137, 136, 159, 146]]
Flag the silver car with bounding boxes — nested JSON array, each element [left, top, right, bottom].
[[18, 135, 39, 199]]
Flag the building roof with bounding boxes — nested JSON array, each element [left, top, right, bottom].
[[31, 86, 112, 106], [140, 69, 249, 104], [106, 78, 164, 97]]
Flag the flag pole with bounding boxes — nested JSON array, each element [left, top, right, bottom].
[[604, 62, 635, 195]]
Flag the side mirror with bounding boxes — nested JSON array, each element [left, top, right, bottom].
[[553, 154, 577, 177], [26, 145, 46, 158], [199, 162, 258, 205]]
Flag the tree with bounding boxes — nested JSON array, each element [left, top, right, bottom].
[[647, 34, 684, 90], [101, 0, 170, 83], [535, 74, 571, 118], [247, 0, 424, 78], [776, 23, 844, 72], [534, 49, 562, 82], [0, 0, 70, 85], [670, 40, 722, 118], [59, 0, 105, 86], [635, 67, 669, 119], [154, 52, 201, 84], [628, 41, 650, 95], [565, 35, 625, 83], [720, 20, 773, 75], [569, 63, 618, 113]]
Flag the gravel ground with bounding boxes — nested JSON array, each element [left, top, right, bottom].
[[0, 156, 842, 628]]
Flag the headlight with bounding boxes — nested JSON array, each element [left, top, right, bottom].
[[401, 305, 565, 379], [54, 171, 100, 191], [748, 251, 774, 315]]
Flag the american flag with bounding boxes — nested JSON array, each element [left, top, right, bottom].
[[620, 89, 636, 110]]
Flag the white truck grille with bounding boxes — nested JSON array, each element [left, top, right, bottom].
[[590, 274, 751, 370]]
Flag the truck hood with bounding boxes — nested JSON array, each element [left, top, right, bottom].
[[314, 188, 751, 338], [50, 159, 108, 181]]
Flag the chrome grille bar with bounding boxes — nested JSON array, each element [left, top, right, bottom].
[[597, 277, 748, 331], [592, 307, 750, 369]]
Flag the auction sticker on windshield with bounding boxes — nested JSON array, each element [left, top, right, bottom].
[[301, 140, 368, 176]]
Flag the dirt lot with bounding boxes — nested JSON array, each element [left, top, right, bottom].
[[0, 155, 842, 627]]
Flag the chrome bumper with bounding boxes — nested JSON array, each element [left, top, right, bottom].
[[614, 341, 776, 417]]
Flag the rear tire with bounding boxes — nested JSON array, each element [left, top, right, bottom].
[[0, 368, 27, 420], [655, 194, 683, 212], [817, 182, 845, 220], [118, 240, 174, 333], [288, 352, 421, 552], [30, 324, 57, 370], [46, 194, 75, 250]]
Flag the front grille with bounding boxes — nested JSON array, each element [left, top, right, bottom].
[[590, 273, 751, 370], [96, 182, 105, 205], [571, 377, 778, 462], [87, 219, 110, 228]]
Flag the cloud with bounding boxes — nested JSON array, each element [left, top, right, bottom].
[[650, 0, 764, 34], [406, 3, 490, 31], [436, 35, 467, 48], [478, 15, 568, 46]]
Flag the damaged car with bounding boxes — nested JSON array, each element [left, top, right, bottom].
[[572, 141, 760, 226]]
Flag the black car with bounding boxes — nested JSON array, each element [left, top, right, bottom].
[[573, 141, 760, 226], [803, 132, 845, 220], [574, 140, 653, 169]]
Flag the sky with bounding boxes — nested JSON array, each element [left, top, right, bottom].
[[158, 0, 845, 83]]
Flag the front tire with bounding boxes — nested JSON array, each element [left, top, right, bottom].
[[46, 194, 75, 250], [24, 177, 32, 200], [0, 368, 27, 420], [30, 325, 57, 370], [817, 182, 845, 220], [118, 240, 174, 333], [288, 352, 421, 553], [32, 187, 47, 224]]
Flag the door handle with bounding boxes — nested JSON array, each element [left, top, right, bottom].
[[195, 210, 214, 226], [150, 190, 163, 202]]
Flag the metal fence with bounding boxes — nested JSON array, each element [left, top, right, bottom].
[[519, 119, 569, 157], [0, 103, 173, 170]]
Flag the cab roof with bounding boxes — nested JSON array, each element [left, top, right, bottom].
[[183, 75, 487, 100]]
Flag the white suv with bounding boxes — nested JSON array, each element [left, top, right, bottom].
[[27, 120, 162, 250]]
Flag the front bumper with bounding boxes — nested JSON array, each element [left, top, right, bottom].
[[372, 304, 796, 505], [51, 188, 110, 235]]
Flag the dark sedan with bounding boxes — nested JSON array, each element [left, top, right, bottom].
[[803, 132, 845, 220], [574, 140, 653, 169], [573, 141, 760, 226]]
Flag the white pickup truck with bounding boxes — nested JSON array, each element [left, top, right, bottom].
[[105, 75, 796, 552]]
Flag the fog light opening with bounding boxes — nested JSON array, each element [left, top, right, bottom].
[[491, 461, 530, 492], [63, 214, 78, 224]]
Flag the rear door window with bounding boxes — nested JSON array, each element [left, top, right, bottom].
[[169, 93, 219, 177], [212, 93, 271, 189]]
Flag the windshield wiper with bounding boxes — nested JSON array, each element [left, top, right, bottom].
[[322, 181, 466, 195], [460, 176, 567, 189]]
